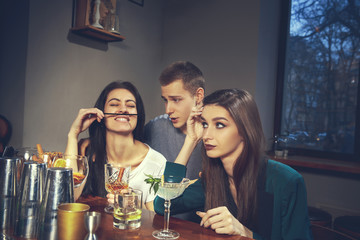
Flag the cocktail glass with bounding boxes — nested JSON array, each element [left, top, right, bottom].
[[53, 155, 89, 188], [104, 163, 130, 214], [152, 176, 190, 240]]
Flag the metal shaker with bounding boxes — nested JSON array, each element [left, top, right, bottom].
[[38, 167, 74, 240], [14, 161, 47, 238], [0, 157, 21, 235]]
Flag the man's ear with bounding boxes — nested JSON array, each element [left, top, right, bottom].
[[195, 87, 205, 105]]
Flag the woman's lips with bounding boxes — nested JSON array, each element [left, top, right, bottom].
[[204, 144, 215, 151]]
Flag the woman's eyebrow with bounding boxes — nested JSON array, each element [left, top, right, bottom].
[[212, 117, 229, 122], [107, 98, 120, 103], [125, 99, 136, 104], [107, 98, 136, 103]]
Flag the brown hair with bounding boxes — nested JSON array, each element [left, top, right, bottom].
[[159, 61, 205, 96], [201, 89, 265, 229]]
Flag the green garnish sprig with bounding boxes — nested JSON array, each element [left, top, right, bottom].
[[144, 174, 161, 194]]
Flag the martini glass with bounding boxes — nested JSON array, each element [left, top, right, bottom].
[[53, 155, 89, 188], [104, 163, 130, 214], [152, 176, 190, 240]]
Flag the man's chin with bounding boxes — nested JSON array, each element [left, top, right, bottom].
[[172, 122, 187, 133]]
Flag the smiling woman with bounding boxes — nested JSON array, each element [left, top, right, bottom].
[[65, 81, 166, 211]]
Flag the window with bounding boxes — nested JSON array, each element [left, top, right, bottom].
[[275, 0, 360, 161]]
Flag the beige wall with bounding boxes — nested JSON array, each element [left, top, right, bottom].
[[22, 0, 165, 151]]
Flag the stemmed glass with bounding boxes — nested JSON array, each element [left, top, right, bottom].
[[104, 163, 130, 214], [152, 176, 190, 240], [53, 154, 89, 188]]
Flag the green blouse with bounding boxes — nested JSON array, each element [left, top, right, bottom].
[[154, 160, 313, 240]]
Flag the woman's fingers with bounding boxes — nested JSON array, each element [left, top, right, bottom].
[[197, 207, 223, 227], [107, 193, 115, 204], [80, 108, 104, 122], [197, 207, 250, 236]]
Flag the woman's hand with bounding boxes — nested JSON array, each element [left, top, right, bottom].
[[186, 102, 204, 144], [196, 206, 253, 237], [174, 102, 203, 166], [65, 108, 104, 155], [106, 193, 115, 204], [68, 108, 104, 139]]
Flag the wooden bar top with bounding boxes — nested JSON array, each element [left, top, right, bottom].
[[78, 195, 253, 240]]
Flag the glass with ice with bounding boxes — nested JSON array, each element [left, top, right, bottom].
[[113, 189, 142, 230]]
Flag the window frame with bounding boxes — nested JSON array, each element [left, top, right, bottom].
[[274, 0, 360, 162]]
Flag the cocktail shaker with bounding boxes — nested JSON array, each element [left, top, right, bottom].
[[14, 161, 47, 238], [38, 167, 74, 240], [0, 157, 21, 235]]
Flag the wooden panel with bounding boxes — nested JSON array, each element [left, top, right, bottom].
[[269, 154, 360, 174]]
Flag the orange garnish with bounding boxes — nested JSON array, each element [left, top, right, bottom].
[[53, 158, 66, 168], [73, 172, 86, 185]]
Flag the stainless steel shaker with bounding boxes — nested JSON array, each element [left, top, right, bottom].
[[14, 161, 47, 238], [0, 157, 21, 235], [38, 167, 74, 240]]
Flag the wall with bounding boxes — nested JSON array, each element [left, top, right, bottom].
[[1, 0, 165, 151], [0, 1, 29, 148], [162, 0, 260, 99]]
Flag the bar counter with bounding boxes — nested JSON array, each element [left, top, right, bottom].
[[77, 195, 253, 240], [10, 195, 253, 240]]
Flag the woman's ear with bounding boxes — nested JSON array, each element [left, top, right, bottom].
[[195, 87, 205, 105]]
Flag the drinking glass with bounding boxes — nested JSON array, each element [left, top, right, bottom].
[[52, 155, 89, 188], [152, 176, 190, 240], [104, 163, 130, 214], [113, 189, 142, 230]]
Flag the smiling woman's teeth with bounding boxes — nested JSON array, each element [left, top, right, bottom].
[[115, 117, 128, 122]]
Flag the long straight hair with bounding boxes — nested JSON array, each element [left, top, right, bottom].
[[88, 81, 145, 188], [201, 89, 265, 229]]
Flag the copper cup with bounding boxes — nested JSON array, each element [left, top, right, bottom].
[[57, 203, 90, 240]]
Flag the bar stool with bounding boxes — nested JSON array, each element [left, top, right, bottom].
[[334, 216, 360, 240], [311, 224, 356, 240], [308, 206, 332, 227]]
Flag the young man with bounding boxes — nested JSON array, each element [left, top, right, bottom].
[[144, 61, 205, 181]]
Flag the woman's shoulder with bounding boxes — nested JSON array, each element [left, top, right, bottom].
[[265, 159, 305, 190], [143, 144, 167, 164]]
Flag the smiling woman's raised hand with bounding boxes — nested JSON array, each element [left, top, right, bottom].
[[65, 108, 104, 155], [69, 108, 104, 138]]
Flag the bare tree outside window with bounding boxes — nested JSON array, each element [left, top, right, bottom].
[[276, 0, 360, 160]]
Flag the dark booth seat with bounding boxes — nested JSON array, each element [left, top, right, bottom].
[[334, 216, 360, 240]]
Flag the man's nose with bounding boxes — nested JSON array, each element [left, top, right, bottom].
[[165, 102, 173, 115]]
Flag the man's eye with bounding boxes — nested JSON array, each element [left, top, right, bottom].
[[202, 122, 208, 128], [216, 122, 225, 129]]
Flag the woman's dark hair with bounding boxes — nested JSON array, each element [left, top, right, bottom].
[[201, 88, 265, 229], [86, 81, 145, 196]]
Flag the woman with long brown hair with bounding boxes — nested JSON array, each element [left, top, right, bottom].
[[154, 89, 312, 239]]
